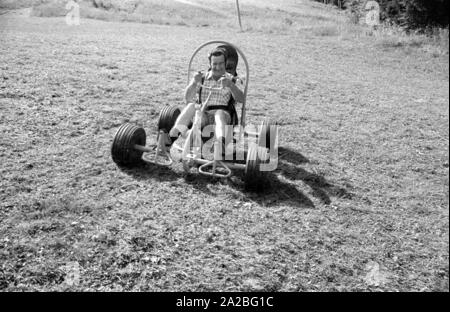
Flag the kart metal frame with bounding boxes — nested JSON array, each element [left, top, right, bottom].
[[111, 40, 278, 189]]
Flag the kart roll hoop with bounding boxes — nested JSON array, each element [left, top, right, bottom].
[[187, 40, 250, 130]]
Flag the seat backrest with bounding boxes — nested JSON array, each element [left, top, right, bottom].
[[216, 44, 238, 76]]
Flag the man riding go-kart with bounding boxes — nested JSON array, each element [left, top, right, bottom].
[[111, 41, 278, 190], [163, 45, 244, 160]]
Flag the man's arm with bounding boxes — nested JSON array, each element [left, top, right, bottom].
[[184, 71, 203, 103], [220, 76, 244, 103], [228, 82, 244, 103], [184, 79, 198, 103]]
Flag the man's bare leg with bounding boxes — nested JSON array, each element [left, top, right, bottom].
[[169, 102, 196, 138], [214, 110, 232, 159]]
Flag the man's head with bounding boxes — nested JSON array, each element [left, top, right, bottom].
[[208, 48, 227, 79]]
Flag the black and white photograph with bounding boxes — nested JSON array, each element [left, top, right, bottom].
[[0, 0, 448, 297]]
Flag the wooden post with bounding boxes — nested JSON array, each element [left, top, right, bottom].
[[236, 0, 242, 31]]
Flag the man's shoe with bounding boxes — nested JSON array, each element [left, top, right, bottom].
[[215, 137, 236, 161], [224, 141, 238, 161], [169, 127, 179, 140], [157, 131, 172, 153]]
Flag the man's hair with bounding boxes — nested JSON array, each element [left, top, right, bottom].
[[208, 47, 227, 64]]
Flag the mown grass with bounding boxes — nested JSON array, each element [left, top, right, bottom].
[[374, 26, 449, 57], [0, 0, 448, 292], [30, 0, 228, 26], [23, 0, 449, 56]]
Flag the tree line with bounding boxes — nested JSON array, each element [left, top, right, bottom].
[[315, 0, 449, 30]]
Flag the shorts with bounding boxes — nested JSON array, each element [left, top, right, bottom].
[[204, 108, 231, 126]]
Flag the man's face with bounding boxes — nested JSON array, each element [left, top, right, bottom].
[[210, 54, 226, 78]]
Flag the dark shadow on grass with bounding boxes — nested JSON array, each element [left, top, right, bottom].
[[118, 160, 180, 182], [118, 157, 315, 208], [183, 172, 222, 196], [276, 146, 354, 205], [240, 171, 316, 208], [278, 146, 310, 165], [118, 146, 352, 208], [119, 160, 221, 196], [281, 164, 353, 205]]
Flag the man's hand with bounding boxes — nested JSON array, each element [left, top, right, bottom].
[[220, 75, 244, 103], [219, 76, 233, 89], [193, 71, 203, 84]]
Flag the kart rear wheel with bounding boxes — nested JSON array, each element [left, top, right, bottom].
[[244, 145, 269, 191], [258, 118, 277, 150], [158, 105, 181, 133], [111, 123, 146, 167]]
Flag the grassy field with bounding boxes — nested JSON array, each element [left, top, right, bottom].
[[24, 0, 450, 55], [0, 0, 448, 291]]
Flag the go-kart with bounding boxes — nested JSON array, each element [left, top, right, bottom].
[[111, 40, 278, 190]]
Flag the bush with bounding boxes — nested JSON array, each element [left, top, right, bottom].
[[403, 0, 449, 29], [90, 0, 137, 13], [313, 0, 450, 30], [0, 0, 34, 9]]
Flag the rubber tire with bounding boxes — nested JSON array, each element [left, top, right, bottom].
[[158, 105, 181, 133], [111, 123, 146, 167], [258, 118, 277, 150], [244, 145, 268, 191]]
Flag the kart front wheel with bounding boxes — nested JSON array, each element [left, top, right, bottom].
[[244, 145, 269, 191], [111, 123, 146, 167], [258, 118, 277, 150], [158, 105, 181, 134]]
